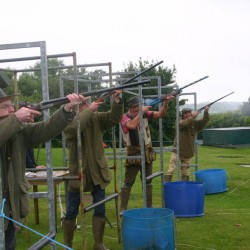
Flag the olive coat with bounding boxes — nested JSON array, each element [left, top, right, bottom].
[[0, 107, 75, 230], [173, 110, 209, 158], [63, 100, 123, 192]]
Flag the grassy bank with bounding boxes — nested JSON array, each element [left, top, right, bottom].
[[16, 145, 250, 249]]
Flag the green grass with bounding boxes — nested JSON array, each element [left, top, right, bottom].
[[16, 146, 250, 249]]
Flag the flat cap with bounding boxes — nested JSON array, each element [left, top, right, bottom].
[[0, 72, 11, 88], [0, 88, 17, 103], [127, 96, 139, 108], [181, 108, 193, 115]]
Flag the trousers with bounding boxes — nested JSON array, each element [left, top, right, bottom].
[[65, 184, 106, 219], [166, 152, 192, 176]]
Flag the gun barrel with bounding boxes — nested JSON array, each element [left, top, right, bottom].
[[146, 75, 209, 106], [30, 79, 151, 111], [97, 60, 163, 101], [179, 76, 209, 91], [197, 91, 235, 112]]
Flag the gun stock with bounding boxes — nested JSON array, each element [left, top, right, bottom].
[[28, 79, 151, 111], [197, 91, 234, 112]]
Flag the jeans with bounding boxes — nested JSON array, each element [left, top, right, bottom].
[[65, 185, 106, 219]]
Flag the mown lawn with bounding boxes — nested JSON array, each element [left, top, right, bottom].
[[16, 145, 250, 249]]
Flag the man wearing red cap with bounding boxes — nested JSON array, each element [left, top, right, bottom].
[[0, 87, 85, 249]]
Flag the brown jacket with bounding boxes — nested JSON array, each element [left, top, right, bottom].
[[173, 110, 209, 158], [0, 107, 75, 230], [63, 100, 123, 192]]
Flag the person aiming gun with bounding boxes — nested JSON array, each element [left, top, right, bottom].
[[165, 105, 210, 182], [164, 91, 234, 182]]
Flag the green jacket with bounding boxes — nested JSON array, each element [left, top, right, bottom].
[[173, 110, 209, 158], [63, 100, 123, 192], [0, 107, 75, 230]]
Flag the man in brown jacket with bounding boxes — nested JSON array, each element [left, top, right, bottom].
[[165, 106, 209, 182], [62, 90, 123, 250], [0, 88, 85, 250]]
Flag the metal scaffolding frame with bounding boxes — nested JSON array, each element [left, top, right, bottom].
[[0, 41, 200, 249], [0, 41, 82, 249], [116, 75, 174, 208]]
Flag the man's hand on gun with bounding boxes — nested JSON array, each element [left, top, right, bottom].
[[193, 105, 210, 118], [163, 95, 175, 105], [14, 108, 42, 123], [204, 105, 210, 112], [15, 93, 85, 122], [64, 93, 87, 112]]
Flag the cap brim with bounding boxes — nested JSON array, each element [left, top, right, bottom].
[[0, 94, 17, 103]]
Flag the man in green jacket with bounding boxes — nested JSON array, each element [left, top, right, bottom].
[[165, 106, 209, 182], [62, 90, 123, 249], [0, 88, 86, 250]]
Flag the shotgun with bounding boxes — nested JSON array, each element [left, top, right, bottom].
[[197, 91, 234, 112], [96, 60, 163, 102], [145, 76, 209, 106], [25, 79, 151, 111]]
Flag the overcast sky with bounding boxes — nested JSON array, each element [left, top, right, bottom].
[[1, 0, 249, 103]]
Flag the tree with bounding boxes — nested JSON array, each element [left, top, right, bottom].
[[240, 97, 250, 116], [206, 111, 249, 128]]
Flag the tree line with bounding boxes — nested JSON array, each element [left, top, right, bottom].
[[4, 58, 250, 146]]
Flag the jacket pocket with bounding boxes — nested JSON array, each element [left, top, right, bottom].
[[19, 183, 31, 218], [96, 156, 111, 182]]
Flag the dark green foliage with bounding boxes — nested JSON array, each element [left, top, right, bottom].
[[207, 111, 250, 128], [11, 58, 249, 145]]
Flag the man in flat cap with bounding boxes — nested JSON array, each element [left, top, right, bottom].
[[0, 88, 86, 249], [165, 106, 210, 182], [119, 95, 174, 215], [62, 90, 123, 249]]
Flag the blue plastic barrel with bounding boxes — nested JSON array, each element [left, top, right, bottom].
[[194, 168, 228, 194], [164, 181, 205, 217], [122, 208, 175, 250]]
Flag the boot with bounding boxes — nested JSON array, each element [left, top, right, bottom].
[[62, 218, 76, 248], [164, 174, 173, 182], [181, 175, 189, 181], [146, 185, 153, 208], [119, 188, 131, 216], [92, 215, 109, 250]]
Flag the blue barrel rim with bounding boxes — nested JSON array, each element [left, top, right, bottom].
[[123, 207, 174, 220], [164, 181, 204, 185], [194, 168, 226, 174]]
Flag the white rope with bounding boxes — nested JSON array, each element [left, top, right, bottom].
[[58, 183, 65, 220]]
